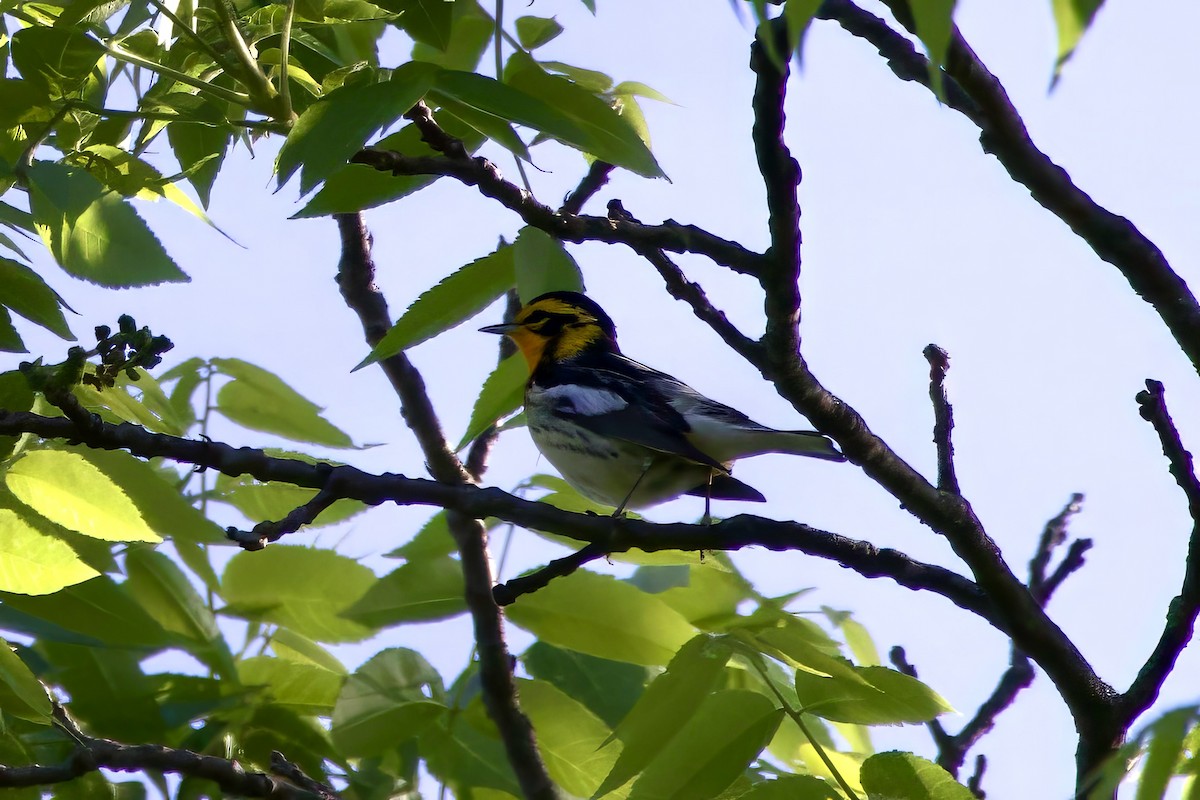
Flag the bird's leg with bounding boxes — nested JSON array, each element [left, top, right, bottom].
[[613, 457, 655, 517], [701, 469, 714, 526]]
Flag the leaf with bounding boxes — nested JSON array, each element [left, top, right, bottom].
[[429, 92, 530, 159], [166, 122, 230, 208], [0, 371, 33, 461], [0, 508, 98, 594], [270, 629, 347, 674], [506, 569, 696, 666], [859, 752, 975, 799], [214, 474, 365, 528], [518, 679, 619, 797], [626, 691, 783, 800], [456, 352, 526, 450], [908, 0, 957, 99], [9, 27, 105, 97], [0, 575, 180, 649], [1136, 707, 1197, 800], [793, 664, 954, 725], [782, 0, 824, 62], [515, 16, 564, 50], [26, 162, 187, 287], [238, 656, 344, 713], [331, 647, 445, 756], [0, 638, 51, 723], [595, 634, 731, 797], [822, 607, 881, 667], [741, 775, 843, 799], [296, 120, 485, 216], [124, 548, 230, 673], [384, 0, 453, 49], [434, 63, 663, 177], [37, 641, 167, 742], [5, 450, 160, 542], [220, 545, 376, 643], [75, 448, 225, 544], [385, 510, 456, 560], [1051, 0, 1105, 83], [0, 258, 73, 339], [342, 555, 466, 626], [522, 641, 649, 728], [212, 358, 353, 447], [277, 62, 438, 193], [356, 244, 514, 369], [513, 226, 584, 302]]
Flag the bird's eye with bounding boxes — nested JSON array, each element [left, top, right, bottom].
[[522, 310, 552, 327]]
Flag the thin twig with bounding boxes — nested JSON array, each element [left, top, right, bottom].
[[923, 344, 960, 495], [226, 485, 338, 550], [560, 161, 615, 215]]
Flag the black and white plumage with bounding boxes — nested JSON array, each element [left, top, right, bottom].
[[482, 291, 844, 512]]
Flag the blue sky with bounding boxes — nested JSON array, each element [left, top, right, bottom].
[[10, 0, 1200, 796]]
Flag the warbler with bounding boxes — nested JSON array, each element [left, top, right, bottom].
[[481, 291, 844, 516]]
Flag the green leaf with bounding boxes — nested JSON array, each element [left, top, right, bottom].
[[212, 358, 353, 447], [0, 258, 73, 339], [908, 0, 957, 99], [429, 92, 530, 159], [220, 545, 376, 642], [75, 448, 224, 544], [166, 122, 230, 208], [0, 508, 98, 594], [627, 690, 783, 800], [0, 307, 25, 352], [124, 547, 231, 674], [456, 352, 526, 450], [384, 0, 453, 49], [342, 555, 466, 626], [523, 641, 649, 728], [423, 713, 521, 796], [822, 607, 880, 667], [513, 226, 584, 302], [1136, 707, 1197, 800], [518, 678, 619, 797], [435, 62, 663, 177], [356, 244, 514, 369], [37, 641, 167, 742], [27, 162, 186, 287], [507, 569, 696, 666], [641, 561, 751, 626], [277, 62, 438, 193], [331, 647, 445, 756], [9, 27, 105, 98], [1051, 0, 1105, 82], [782, 0, 823, 62], [595, 634, 731, 797], [0, 370, 34, 460], [238, 656, 344, 713], [410, 0, 493, 71], [5, 450, 160, 542], [539, 61, 613, 93], [859, 752, 975, 799], [793, 664, 953, 725], [270, 629, 347, 674], [515, 16, 564, 50], [1, 575, 179, 649], [0, 638, 51, 723], [385, 510, 456, 560], [741, 775, 843, 799], [296, 120, 485, 217]]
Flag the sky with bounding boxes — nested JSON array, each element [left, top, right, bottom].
[[9, 0, 1200, 797]]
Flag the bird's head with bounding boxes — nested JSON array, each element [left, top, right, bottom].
[[481, 291, 619, 372]]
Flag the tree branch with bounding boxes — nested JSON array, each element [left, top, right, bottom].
[[1122, 381, 1200, 724], [0, 409, 995, 625], [333, 213, 556, 800], [348, 149, 763, 277], [924, 344, 960, 495], [0, 707, 323, 797]]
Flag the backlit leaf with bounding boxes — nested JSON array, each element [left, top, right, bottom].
[[356, 243, 514, 369], [5, 450, 160, 542], [456, 352, 526, 450], [507, 569, 695, 666], [213, 358, 353, 447], [859, 752, 974, 799], [0, 258, 73, 339], [0, 638, 51, 723], [332, 647, 445, 756], [513, 226, 583, 302], [1051, 0, 1105, 83], [27, 162, 186, 287], [342, 556, 466, 626], [0, 508, 98, 595], [793, 664, 953, 725]]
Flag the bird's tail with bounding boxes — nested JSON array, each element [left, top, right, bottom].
[[730, 429, 845, 461]]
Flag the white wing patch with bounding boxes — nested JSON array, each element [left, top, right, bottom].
[[538, 384, 627, 416]]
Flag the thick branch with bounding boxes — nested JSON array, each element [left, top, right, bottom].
[[0, 409, 993, 624], [749, 29, 803, 358], [822, 0, 1200, 375], [334, 213, 555, 800], [1122, 381, 1200, 723]]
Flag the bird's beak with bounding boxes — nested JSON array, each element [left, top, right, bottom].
[[480, 322, 520, 335]]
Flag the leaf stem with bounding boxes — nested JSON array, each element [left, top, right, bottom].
[[749, 655, 861, 800], [104, 43, 253, 105], [278, 0, 297, 121], [142, 0, 243, 78]]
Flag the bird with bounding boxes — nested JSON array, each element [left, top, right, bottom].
[[480, 291, 844, 518]]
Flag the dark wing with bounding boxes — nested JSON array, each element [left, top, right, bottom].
[[683, 474, 766, 502], [540, 359, 729, 472]]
